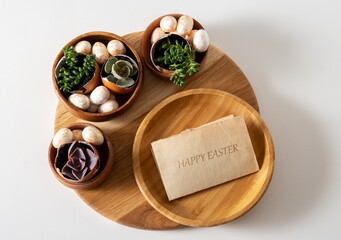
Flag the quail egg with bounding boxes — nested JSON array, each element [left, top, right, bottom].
[[151, 27, 166, 44], [160, 16, 177, 32], [193, 29, 209, 52], [92, 42, 109, 64], [98, 99, 119, 113], [90, 86, 110, 105], [107, 40, 126, 56], [82, 126, 104, 146], [177, 15, 194, 36], [74, 41, 91, 55], [53, 128, 73, 148], [68, 93, 90, 110], [72, 129, 84, 141]]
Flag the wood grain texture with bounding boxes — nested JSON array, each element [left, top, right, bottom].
[[132, 89, 274, 227], [54, 31, 259, 229]]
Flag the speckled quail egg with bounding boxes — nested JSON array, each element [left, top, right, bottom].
[[92, 42, 109, 64], [177, 15, 194, 36], [72, 129, 84, 141], [185, 29, 197, 44], [151, 27, 166, 44], [53, 128, 73, 148], [87, 102, 99, 113], [90, 86, 110, 105], [193, 29, 209, 52], [68, 93, 90, 110], [109, 93, 116, 101], [98, 99, 119, 113], [160, 16, 177, 32], [82, 126, 104, 146], [74, 41, 91, 55], [107, 40, 126, 56]]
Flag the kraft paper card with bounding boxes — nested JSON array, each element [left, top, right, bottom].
[[151, 115, 259, 201]]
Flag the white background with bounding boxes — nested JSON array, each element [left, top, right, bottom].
[[1, 0, 340, 239]]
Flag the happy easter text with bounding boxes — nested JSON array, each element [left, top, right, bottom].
[[177, 144, 239, 168]]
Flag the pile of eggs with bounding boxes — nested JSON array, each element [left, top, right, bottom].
[[74, 39, 127, 65], [52, 126, 104, 149], [68, 86, 119, 113], [151, 15, 209, 53]]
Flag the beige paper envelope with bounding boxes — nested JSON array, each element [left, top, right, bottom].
[[151, 115, 259, 201]]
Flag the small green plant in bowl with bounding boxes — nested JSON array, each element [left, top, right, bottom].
[[55, 46, 99, 94], [151, 34, 200, 86]]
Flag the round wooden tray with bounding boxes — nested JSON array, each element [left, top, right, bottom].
[[53, 31, 259, 229], [132, 89, 274, 227]]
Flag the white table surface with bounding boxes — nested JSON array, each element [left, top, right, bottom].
[[1, 0, 340, 239]]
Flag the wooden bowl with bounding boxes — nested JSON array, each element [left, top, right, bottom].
[[52, 31, 144, 122], [133, 89, 274, 227], [140, 14, 208, 80], [48, 123, 115, 190]]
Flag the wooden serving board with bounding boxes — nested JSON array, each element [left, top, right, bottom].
[[54, 31, 259, 229]]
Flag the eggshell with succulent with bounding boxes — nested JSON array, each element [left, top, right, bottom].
[[53, 128, 73, 148], [98, 99, 119, 113], [151, 27, 166, 44], [92, 42, 109, 64], [90, 86, 110, 105], [68, 93, 90, 110], [82, 126, 104, 146], [193, 29, 209, 52], [74, 40, 92, 55], [107, 40, 126, 56], [177, 15, 194, 36], [160, 16, 177, 32]]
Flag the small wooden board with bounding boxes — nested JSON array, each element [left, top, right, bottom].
[[54, 31, 259, 229]]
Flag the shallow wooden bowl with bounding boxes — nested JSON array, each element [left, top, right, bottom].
[[48, 123, 114, 190], [52, 31, 144, 122], [140, 14, 208, 80], [133, 89, 274, 227]]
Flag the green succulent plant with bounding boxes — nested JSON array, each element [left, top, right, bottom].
[[104, 56, 138, 88], [153, 38, 200, 86], [57, 46, 96, 93]]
